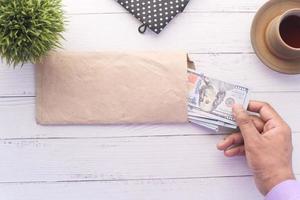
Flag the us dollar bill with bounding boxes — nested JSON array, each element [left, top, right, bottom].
[[188, 104, 237, 125], [187, 69, 250, 125], [189, 119, 219, 132], [188, 116, 237, 129], [189, 119, 239, 133]]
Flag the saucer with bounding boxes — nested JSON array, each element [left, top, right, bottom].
[[251, 0, 300, 74]]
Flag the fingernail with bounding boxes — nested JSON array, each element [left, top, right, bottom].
[[218, 140, 226, 146], [225, 148, 238, 157], [217, 138, 227, 150]]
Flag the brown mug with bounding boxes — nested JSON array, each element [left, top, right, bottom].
[[265, 8, 300, 60]]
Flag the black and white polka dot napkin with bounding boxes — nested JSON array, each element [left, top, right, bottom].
[[116, 0, 190, 34]]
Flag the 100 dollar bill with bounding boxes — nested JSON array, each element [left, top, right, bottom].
[[187, 69, 250, 123]]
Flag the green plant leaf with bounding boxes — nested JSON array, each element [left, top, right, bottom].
[[0, 0, 66, 67]]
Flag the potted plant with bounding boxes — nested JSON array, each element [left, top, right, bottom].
[[0, 0, 65, 67]]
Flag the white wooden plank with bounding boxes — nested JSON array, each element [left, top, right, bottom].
[[2, 54, 300, 97], [0, 92, 299, 139], [0, 63, 34, 96], [0, 176, 263, 200], [191, 54, 300, 92], [0, 97, 205, 139], [61, 13, 253, 53], [63, 0, 265, 14], [0, 135, 299, 183], [5, 14, 248, 61]]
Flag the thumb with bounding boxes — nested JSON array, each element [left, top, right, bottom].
[[233, 104, 260, 142]]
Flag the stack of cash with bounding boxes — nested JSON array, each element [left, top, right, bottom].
[[187, 69, 250, 132]]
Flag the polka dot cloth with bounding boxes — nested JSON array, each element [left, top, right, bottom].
[[116, 0, 190, 34]]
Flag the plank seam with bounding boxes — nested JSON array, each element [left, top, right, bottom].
[[0, 131, 298, 141], [0, 175, 255, 185], [66, 11, 257, 16], [2, 90, 300, 99]]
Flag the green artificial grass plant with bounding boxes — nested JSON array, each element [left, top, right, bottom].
[[0, 0, 65, 66]]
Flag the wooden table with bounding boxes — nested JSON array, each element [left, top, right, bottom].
[[0, 0, 299, 199]]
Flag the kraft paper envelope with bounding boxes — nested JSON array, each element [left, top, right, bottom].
[[36, 51, 190, 125]]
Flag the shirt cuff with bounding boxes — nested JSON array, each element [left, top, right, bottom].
[[265, 180, 300, 200]]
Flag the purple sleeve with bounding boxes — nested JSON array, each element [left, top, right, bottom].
[[265, 180, 300, 200]]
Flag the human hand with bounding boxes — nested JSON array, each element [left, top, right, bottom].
[[217, 101, 295, 195]]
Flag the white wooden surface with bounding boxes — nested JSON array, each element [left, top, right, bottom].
[[0, 0, 299, 199]]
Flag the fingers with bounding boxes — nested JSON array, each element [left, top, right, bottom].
[[233, 104, 260, 141], [217, 115, 264, 151], [263, 120, 277, 132], [247, 101, 282, 122], [224, 145, 245, 157], [251, 115, 264, 133], [217, 110, 264, 153], [217, 133, 245, 157], [217, 133, 243, 150]]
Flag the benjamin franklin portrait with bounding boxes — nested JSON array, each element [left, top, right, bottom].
[[198, 77, 226, 112]]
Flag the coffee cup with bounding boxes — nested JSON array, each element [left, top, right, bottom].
[[265, 8, 300, 60]]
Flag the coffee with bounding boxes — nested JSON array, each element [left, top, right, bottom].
[[279, 15, 300, 48]]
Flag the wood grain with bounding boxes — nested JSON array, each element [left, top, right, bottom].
[[0, 135, 299, 183], [0, 175, 298, 200], [63, 0, 266, 14], [1, 13, 253, 55], [0, 176, 263, 200], [62, 13, 253, 52]]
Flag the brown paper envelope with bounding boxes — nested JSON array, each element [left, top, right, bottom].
[[36, 51, 189, 125]]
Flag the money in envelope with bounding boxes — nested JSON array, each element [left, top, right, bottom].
[[187, 69, 250, 132]]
